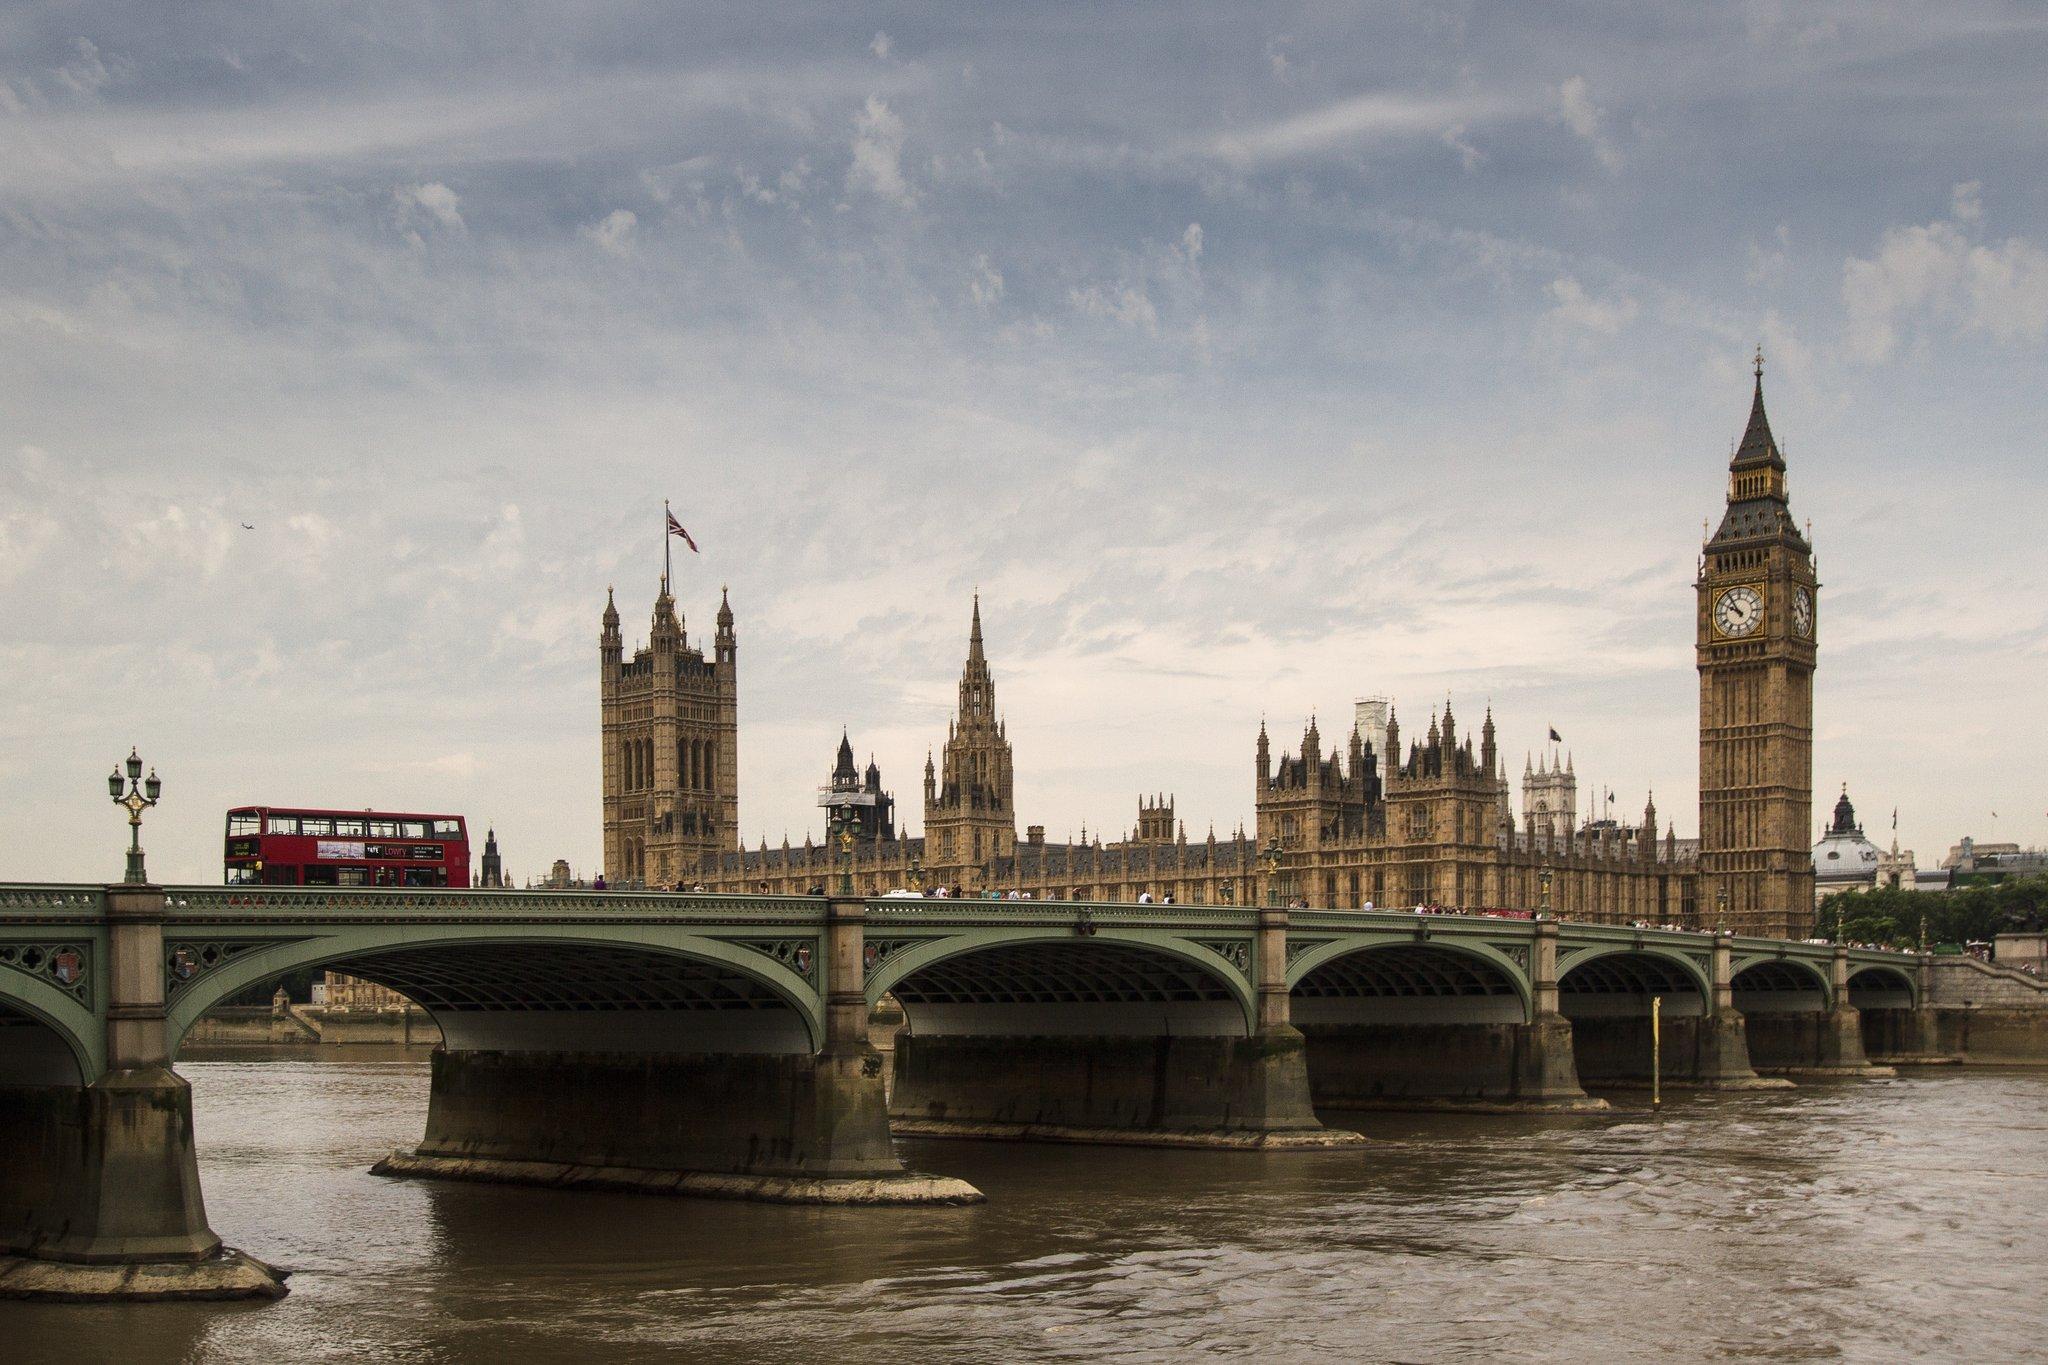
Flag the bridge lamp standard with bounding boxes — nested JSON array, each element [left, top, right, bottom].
[[107, 747, 162, 885], [1261, 835, 1284, 908], [828, 803, 858, 897], [1537, 865, 1553, 917], [1715, 887, 1729, 936]]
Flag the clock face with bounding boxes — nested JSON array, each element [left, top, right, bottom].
[[1713, 585, 1764, 638], [1793, 586, 1814, 638]]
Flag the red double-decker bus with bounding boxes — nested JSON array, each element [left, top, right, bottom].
[[224, 807, 470, 888]]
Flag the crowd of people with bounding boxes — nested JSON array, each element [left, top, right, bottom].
[[582, 881, 1822, 938]]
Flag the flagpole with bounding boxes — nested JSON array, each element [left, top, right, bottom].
[[663, 499, 671, 594]]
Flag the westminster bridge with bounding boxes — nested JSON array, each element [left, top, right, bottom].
[[0, 882, 1931, 1298]]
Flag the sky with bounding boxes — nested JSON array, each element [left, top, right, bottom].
[[2, 3, 2044, 885]]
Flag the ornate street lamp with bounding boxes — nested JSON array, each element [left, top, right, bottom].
[[108, 747, 162, 884], [1261, 835, 1285, 908], [908, 851, 924, 893], [1715, 886, 1729, 936], [828, 803, 857, 896], [1538, 865, 1553, 918]]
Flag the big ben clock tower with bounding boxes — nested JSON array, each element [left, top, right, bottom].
[[1697, 350, 1817, 938]]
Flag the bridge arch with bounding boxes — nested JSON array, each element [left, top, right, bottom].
[[164, 928, 824, 1057], [1847, 963, 1918, 1010], [1287, 937, 1532, 1025], [1557, 947, 1712, 1017], [866, 929, 1256, 1037], [0, 983, 98, 1086], [1731, 956, 1834, 1013]]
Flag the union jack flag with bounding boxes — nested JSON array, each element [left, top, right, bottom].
[[666, 509, 699, 553]]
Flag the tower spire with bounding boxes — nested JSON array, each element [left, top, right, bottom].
[[1733, 347, 1786, 474]]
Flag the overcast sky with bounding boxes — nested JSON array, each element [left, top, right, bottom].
[[3, 3, 2044, 885]]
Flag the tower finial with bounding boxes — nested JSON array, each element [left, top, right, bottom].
[[1754, 342, 1764, 379]]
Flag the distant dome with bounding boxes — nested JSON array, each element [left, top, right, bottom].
[[1813, 785, 1881, 885]]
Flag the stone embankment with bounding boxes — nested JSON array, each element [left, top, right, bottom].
[[181, 1004, 441, 1048], [1924, 957, 2048, 1063]]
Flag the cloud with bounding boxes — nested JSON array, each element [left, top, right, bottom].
[[1555, 75, 1621, 172], [52, 37, 123, 102], [968, 253, 1004, 309], [1069, 283, 1159, 334], [1843, 185, 2048, 361], [1441, 123, 1483, 171], [582, 208, 639, 256], [847, 95, 915, 206], [1746, 225, 1791, 288], [1265, 36, 1295, 84], [1210, 90, 1503, 163], [395, 182, 465, 234], [870, 31, 892, 61], [1950, 180, 1982, 223], [1546, 276, 1638, 333]]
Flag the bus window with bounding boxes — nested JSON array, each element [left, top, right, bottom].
[[334, 818, 368, 837], [225, 865, 261, 885], [400, 820, 429, 839], [228, 813, 261, 836], [301, 816, 337, 837], [303, 866, 338, 886], [337, 867, 370, 886], [267, 815, 300, 835], [368, 820, 399, 838], [432, 819, 462, 838], [403, 867, 447, 887]]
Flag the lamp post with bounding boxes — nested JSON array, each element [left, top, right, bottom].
[[108, 747, 162, 884], [1715, 886, 1729, 936], [1538, 865, 1553, 918], [908, 851, 924, 893], [1261, 835, 1284, 908], [827, 804, 857, 897]]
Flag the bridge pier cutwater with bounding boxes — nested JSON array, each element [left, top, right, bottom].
[[1293, 915, 1604, 1113], [370, 895, 980, 1204], [885, 905, 1362, 1148], [0, 883, 1938, 1301], [0, 885, 286, 1300]]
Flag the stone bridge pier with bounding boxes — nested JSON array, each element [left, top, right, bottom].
[[1560, 933, 1786, 1090], [367, 897, 975, 1203], [1290, 917, 1601, 1113], [0, 885, 286, 1300], [1739, 947, 1895, 1077], [882, 906, 1361, 1148]]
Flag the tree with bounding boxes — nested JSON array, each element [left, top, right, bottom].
[[1820, 876, 2048, 950]]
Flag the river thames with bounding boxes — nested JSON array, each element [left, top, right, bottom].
[[10, 1049, 2046, 1362]]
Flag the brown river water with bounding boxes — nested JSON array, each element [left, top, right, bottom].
[[8, 1048, 2047, 1363]]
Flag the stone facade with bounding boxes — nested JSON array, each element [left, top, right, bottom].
[[600, 581, 738, 888], [1696, 356, 1818, 938]]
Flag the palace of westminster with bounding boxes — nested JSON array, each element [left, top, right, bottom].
[[600, 363, 1820, 938]]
